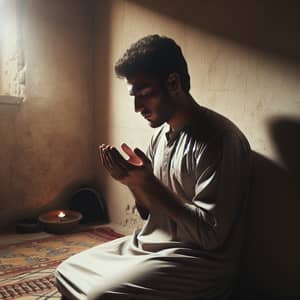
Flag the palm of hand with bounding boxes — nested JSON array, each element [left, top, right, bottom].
[[118, 143, 153, 187], [99, 142, 152, 186], [121, 143, 143, 166]]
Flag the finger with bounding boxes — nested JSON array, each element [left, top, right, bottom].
[[121, 143, 143, 166], [99, 144, 105, 165], [121, 143, 134, 157], [98, 144, 106, 165], [110, 147, 130, 170], [107, 147, 129, 178], [134, 148, 151, 163], [106, 146, 118, 169], [103, 145, 112, 170]]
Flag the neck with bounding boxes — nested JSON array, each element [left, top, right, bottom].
[[168, 94, 199, 131]]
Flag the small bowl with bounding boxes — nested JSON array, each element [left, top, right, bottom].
[[38, 210, 82, 234]]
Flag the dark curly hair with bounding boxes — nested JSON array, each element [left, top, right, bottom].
[[114, 35, 190, 94]]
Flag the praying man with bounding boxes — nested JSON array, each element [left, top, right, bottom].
[[56, 34, 252, 300]]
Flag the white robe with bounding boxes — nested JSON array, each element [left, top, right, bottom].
[[55, 106, 252, 300]]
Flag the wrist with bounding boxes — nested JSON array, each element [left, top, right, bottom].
[[128, 172, 156, 191]]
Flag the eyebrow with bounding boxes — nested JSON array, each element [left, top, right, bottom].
[[129, 84, 152, 96]]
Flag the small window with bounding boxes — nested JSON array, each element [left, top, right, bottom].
[[0, 0, 26, 104]]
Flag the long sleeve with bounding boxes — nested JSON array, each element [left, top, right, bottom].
[[175, 132, 251, 250]]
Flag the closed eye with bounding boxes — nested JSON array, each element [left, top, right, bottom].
[[137, 92, 154, 100]]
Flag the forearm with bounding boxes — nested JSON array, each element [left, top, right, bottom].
[[128, 175, 220, 250], [128, 174, 188, 222], [130, 189, 149, 220], [99, 142, 220, 248]]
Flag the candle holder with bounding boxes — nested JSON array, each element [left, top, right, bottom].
[[38, 210, 82, 234]]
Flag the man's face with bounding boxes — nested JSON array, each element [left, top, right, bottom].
[[126, 74, 175, 128]]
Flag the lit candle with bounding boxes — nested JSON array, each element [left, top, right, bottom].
[[57, 211, 66, 221]]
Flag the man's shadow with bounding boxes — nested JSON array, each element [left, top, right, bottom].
[[237, 117, 300, 298]]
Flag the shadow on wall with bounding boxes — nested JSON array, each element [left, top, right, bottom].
[[129, 0, 300, 62], [239, 117, 300, 297]]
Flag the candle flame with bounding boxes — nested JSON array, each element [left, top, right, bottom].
[[58, 211, 66, 218]]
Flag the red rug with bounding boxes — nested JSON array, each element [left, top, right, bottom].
[[0, 227, 124, 299]]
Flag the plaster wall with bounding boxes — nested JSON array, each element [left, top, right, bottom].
[[0, 0, 95, 229], [0, 0, 25, 99], [94, 0, 300, 297], [0, 0, 298, 296]]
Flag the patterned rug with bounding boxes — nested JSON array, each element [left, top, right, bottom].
[[0, 227, 124, 300]]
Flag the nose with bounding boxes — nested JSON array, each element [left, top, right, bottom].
[[134, 97, 144, 113]]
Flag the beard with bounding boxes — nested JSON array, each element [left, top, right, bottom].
[[148, 118, 165, 128], [147, 89, 176, 128]]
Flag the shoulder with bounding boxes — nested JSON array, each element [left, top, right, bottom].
[[187, 106, 250, 150], [182, 107, 251, 169]]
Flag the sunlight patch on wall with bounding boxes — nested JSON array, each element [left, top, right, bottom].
[[0, 0, 26, 104]]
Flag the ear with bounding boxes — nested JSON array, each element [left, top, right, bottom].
[[166, 72, 182, 96]]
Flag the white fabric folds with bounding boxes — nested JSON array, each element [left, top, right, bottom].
[[56, 106, 252, 300]]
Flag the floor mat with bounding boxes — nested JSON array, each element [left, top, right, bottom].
[[0, 227, 124, 299]]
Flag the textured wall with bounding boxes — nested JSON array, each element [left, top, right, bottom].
[[94, 0, 300, 297], [0, 0, 25, 100], [0, 0, 298, 295], [0, 0, 95, 229]]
